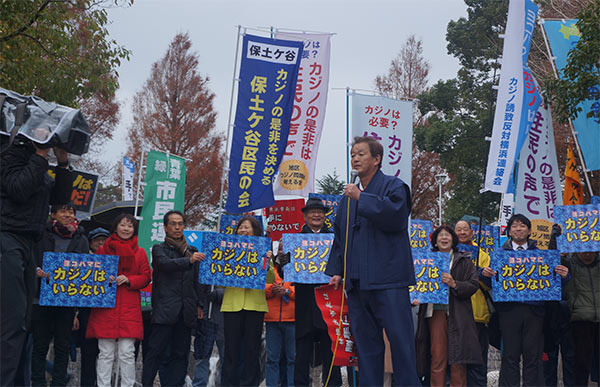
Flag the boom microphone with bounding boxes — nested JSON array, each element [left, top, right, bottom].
[[350, 169, 359, 184]]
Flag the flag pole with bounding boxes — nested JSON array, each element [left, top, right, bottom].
[[217, 25, 243, 226], [539, 19, 594, 197], [346, 87, 350, 182], [134, 148, 146, 220]]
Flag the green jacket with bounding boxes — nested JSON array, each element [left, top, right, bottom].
[[565, 253, 600, 322]]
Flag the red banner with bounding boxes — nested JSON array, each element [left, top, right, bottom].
[[314, 284, 358, 366], [264, 198, 306, 241]]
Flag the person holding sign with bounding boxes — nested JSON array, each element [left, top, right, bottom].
[[221, 216, 274, 387], [414, 225, 481, 386], [142, 210, 206, 386], [481, 214, 569, 387], [294, 197, 343, 387], [326, 137, 419, 386], [31, 202, 89, 387], [86, 214, 151, 387]]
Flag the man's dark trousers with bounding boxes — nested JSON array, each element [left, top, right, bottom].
[[0, 232, 36, 386], [294, 328, 341, 387], [498, 303, 544, 386], [30, 305, 74, 387], [347, 284, 420, 386], [142, 312, 191, 387]]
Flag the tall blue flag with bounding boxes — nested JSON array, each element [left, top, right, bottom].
[[543, 19, 600, 171], [225, 34, 303, 212]]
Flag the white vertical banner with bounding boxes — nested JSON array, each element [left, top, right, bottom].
[[122, 156, 135, 201], [514, 104, 562, 221], [351, 93, 413, 186], [500, 193, 514, 236], [273, 32, 332, 196], [484, 0, 540, 193]]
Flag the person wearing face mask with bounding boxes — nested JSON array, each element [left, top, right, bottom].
[[142, 210, 206, 386], [30, 203, 89, 387], [481, 213, 569, 387], [414, 225, 481, 387], [86, 213, 151, 387]]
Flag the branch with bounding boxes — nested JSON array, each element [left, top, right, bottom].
[[0, 1, 65, 42]]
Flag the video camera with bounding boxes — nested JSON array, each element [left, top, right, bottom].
[[0, 87, 91, 155]]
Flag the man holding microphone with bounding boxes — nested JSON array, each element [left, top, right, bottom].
[[326, 136, 420, 386]]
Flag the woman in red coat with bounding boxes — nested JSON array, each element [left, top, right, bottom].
[[86, 213, 151, 387]]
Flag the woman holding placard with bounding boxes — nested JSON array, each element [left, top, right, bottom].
[[414, 225, 481, 387], [221, 216, 274, 387], [86, 213, 151, 387]]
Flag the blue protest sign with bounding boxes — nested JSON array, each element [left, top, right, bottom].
[[554, 204, 600, 253], [282, 233, 333, 284], [40, 252, 118, 308], [219, 214, 264, 235], [592, 196, 600, 205], [491, 249, 561, 302], [457, 244, 482, 266], [409, 250, 450, 304], [225, 34, 303, 212], [472, 225, 500, 255], [308, 193, 342, 231], [410, 219, 433, 250], [185, 230, 271, 290]]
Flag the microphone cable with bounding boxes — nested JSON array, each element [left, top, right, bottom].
[[324, 194, 352, 387]]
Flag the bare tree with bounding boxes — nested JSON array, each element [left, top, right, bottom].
[[375, 34, 430, 100], [127, 32, 224, 225], [374, 35, 443, 221]]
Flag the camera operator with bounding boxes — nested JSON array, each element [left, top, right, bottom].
[[0, 135, 73, 386]]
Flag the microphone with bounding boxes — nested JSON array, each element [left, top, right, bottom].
[[350, 169, 359, 184]]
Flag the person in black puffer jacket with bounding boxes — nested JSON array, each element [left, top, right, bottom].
[[142, 210, 206, 387], [31, 202, 89, 387], [0, 138, 72, 386]]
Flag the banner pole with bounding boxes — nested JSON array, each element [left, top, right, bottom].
[[346, 87, 350, 182], [134, 148, 146, 220], [539, 19, 594, 197], [217, 25, 243, 225], [121, 153, 125, 201]]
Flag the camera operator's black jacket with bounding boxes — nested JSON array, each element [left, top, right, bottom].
[[150, 242, 206, 328], [0, 142, 73, 239]]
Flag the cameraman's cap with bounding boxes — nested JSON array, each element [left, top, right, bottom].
[[301, 198, 327, 213], [88, 227, 110, 241]]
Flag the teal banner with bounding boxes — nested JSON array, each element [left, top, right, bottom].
[[543, 20, 600, 171]]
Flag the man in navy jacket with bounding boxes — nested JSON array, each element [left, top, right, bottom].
[[325, 136, 419, 386]]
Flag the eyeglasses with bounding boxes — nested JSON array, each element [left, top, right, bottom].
[[168, 221, 185, 227]]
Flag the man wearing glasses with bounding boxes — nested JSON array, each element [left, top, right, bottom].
[[142, 210, 206, 386]]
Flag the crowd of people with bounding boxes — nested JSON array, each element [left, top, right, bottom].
[[1, 136, 599, 387]]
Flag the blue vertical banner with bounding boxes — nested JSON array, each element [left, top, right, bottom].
[[543, 20, 600, 171], [226, 34, 303, 212]]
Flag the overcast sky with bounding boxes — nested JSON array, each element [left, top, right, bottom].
[[105, 0, 468, 184]]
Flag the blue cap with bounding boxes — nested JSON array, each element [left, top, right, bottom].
[[88, 227, 110, 241]]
